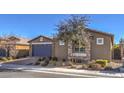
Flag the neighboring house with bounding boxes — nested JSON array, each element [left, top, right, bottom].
[[0, 38, 8, 57], [120, 38, 124, 59], [29, 28, 114, 61], [0, 36, 30, 58]]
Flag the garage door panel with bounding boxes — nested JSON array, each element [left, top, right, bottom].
[[0, 48, 6, 57], [32, 44, 52, 57]]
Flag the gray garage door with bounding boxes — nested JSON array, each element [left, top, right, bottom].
[[32, 44, 52, 57], [0, 48, 6, 57]]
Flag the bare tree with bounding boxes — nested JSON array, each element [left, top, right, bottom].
[[56, 15, 91, 61]]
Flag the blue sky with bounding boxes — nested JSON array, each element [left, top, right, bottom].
[[0, 14, 123, 43]]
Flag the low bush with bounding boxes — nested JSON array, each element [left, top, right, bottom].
[[41, 57, 49, 66], [82, 64, 88, 69], [76, 65, 83, 69], [50, 61, 56, 66], [49, 56, 52, 60], [61, 59, 66, 66], [89, 63, 102, 70], [62, 58, 66, 62], [7, 57, 13, 60], [68, 61, 76, 68], [38, 57, 46, 61], [50, 57, 58, 66], [76, 64, 88, 69], [52, 57, 58, 61], [35, 57, 45, 65], [96, 60, 110, 67], [70, 58, 76, 63], [77, 59, 82, 63], [104, 66, 113, 71], [0, 57, 8, 61], [35, 61, 41, 65]]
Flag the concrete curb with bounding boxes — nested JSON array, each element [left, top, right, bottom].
[[26, 68, 123, 78], [1, 64, 123, 78]]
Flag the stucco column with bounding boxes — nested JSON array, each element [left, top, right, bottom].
[[85, 42, 91, 61], [29, 43, 32, 57], [67, 42, 73, 60]]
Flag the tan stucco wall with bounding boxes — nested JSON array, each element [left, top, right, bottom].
[[53, 40, 68, 60], [90, 32, 113, 60], [54, 31, 113, 61]]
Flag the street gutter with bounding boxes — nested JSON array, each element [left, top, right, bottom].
[[1, 64, 123, 78]]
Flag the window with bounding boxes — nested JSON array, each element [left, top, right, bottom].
[[96, 38, 104, 45], [40, 37, 43, 41], [59, 40, 65, 45], [73, 44, 86, 53], [74, 47, 86, 53]]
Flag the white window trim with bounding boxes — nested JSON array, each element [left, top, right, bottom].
[[71, 53, 87, 57], [59, 40, 65, 46], [96, 38, 104, 45]]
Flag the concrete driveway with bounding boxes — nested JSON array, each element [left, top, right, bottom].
[[2, 57, 37, 65]]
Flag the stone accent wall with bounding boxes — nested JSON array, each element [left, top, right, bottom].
[[67, 42, 73, 60], [67, 42, 91, 62], [120, 39, 124, 60], [120, 43, 124, 59]]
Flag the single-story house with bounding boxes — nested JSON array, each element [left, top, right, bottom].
[[0, 36, 30, 58], [28, 28, 114, 61]]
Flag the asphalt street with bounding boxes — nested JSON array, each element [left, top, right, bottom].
[[0, 71, 95, 78]]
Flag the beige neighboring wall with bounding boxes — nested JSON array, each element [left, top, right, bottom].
[[89, 31, 113, 60]]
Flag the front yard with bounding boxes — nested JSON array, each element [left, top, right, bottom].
[[32, 57, 123, 72], [0, 57, 124, 78], [0, 56, 123, 72]]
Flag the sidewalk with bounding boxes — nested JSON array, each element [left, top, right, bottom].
[[1, 64, 124, 78]]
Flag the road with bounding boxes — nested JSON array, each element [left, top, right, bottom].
[[0, 70, 96, 78]]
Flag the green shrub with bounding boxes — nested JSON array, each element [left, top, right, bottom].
[[62, 58, 66, 62], [52, 57, 58, 61], [35, 57, 44, 65], [41, 57, 49, 66], [51, 61, 56, 66], [96, 60, 109, 67], [38, 57, 46, 62]]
